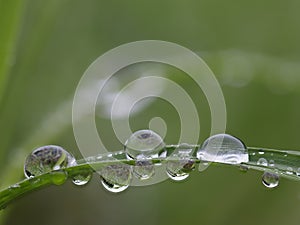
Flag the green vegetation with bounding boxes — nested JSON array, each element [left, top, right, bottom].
[[1, 0, 300, 225]]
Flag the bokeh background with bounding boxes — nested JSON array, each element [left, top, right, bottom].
[[1, 0, 300, 225]]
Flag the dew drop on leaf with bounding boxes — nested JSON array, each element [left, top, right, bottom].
[[257, 158, 268, 166], [166, 144, 195, 181], [24, 145, 76, 178], [72, 171, 93, 186], [197, 134, 248, 165], [125, 129, 166, 159], [133, 158, 155, 180], [262, 172, 279, 188], [100, 164, 132, 193]]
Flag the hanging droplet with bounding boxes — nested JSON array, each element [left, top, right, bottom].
[[100, 164, 132, 193], [133, 158, 155, 180], [197, 134, 248, 165], [198, 161, 209, 172], [262, 172, 279, 188], [257, 158, 268, 166], [125, 130, 166, 159], [166, 144, 195, 181], [72, 171, 93, 186], [24, 145, 76, 178]]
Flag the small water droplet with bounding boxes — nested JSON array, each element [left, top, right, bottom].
[[257, 158, 268, 166], [125, 130, 166, 159], [286, 167, 294, 175], [24, 145, 75, 178], [296, 168, 300, 176], [133, 158, 155, 180], [72, 171, 93, 186], [262, 172, 279, 188], [100, 164, 132, 193], [197, 134, 248, 165], [269, 160, 275, 167]]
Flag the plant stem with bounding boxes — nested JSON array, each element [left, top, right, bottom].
[[1, 145, 300, 210]]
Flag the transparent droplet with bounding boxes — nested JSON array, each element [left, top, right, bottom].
[[296, 168, 300, 176], [166, 144, 195, 181], [257, 158, 268, 167], [24, 145, 76, 178], [133, 159, 155, 180], [72, 171, 93, 186], [100, 164, 132, 193], [262, 172, 279, 188], [286, 167, 294, 175], [198, 161, 209, 172], [269, 160, 275, 167], [125, 130, 166, 159], [197, 134, 248, 165]]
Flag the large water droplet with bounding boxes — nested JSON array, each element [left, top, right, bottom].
[[166, 144, 195, 181], [72, 171, 93, 186], [262, 172, 279, 188], [100, 164, 132, 193], [24, 145, 75, 178], [133, 158, 155, 180], [197, 134, 248, 164], [125, 130, 166, 159]]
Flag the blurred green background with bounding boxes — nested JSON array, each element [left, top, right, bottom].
[[1, 0, 300, 224]]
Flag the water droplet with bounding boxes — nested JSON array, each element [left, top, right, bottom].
[[262, 172, 279, 188], [296, 168, 300, 176], [166, 159, 194, 181], [133, 159, 155, 180], [50, 171, 68, 185], [100, 164, 132, 193], [257, 158, 268, 166], [198, 161, 209, 172], [197, 134, 248, 164], [72, 171, 93, 186], [269, 160, 275, 167], [24, 145, 75, 178], [125, 130, 166, 159], [286, 167, 294, 175], [166, 144, 195, 181]]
